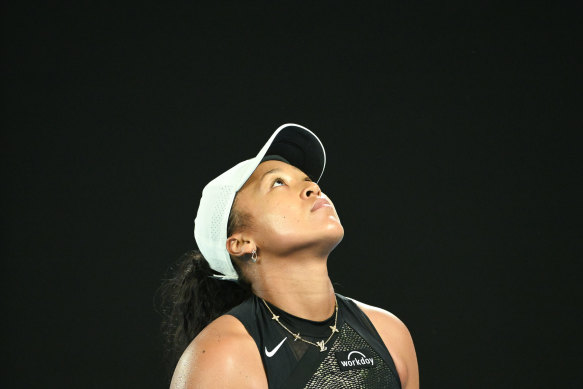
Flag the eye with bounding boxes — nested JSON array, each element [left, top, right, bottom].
[[272, 177, 285, 188]]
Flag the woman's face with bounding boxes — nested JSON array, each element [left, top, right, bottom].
[[234, 160, 344, 257]]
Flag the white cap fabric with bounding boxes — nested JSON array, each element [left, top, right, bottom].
[[193, 123, 326, 281]]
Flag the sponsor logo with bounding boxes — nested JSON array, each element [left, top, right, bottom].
[[335, 349, 375, 371], [265, 337, 287, 358]]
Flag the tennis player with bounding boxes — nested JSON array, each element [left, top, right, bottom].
[[163, 123, 419, 388]]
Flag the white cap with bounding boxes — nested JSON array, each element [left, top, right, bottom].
[[193, 123, 326, 281]]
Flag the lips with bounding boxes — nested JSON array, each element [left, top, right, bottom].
[[311, 197, 332, 212]]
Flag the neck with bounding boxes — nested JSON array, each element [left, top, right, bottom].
[[250, 253, 336, 321]]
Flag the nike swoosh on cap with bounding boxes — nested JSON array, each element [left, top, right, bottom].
[[265, 337, 287, 358]]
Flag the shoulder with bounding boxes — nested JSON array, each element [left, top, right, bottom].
[[349, 297, 411, 340], [349, 297, 419, 389], [170, 314, 267, 389]]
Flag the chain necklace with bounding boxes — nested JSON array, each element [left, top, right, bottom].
[[261, 296, 339, 352]]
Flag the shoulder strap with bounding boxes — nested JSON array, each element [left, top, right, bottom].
[[336, 294, 402, 387], [224, 296, 261, 346]]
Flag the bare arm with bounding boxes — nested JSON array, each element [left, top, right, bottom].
[[170, 315, 267, 389]]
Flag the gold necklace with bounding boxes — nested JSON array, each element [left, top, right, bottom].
[[261, 297, 340, 352]]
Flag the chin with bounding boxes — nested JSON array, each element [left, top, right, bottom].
[[322, 223, 345, 248]]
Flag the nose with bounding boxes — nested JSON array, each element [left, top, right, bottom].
[[302, 181, 321, 199]]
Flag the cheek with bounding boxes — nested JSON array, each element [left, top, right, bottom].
[[263, 208, 300, 231], [255, 203, 305, 236]]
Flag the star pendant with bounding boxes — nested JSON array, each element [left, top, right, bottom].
[[271, 313, 280, 321], [329, 324, 339, 333]]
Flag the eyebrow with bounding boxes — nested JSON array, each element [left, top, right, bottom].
[[260, 168, 282, 183], [257, 167, 312, 188]]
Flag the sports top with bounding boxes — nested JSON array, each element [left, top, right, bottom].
[[226, 293, 402, 389]]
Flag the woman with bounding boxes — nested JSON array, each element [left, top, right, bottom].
[[162, 124, 419, 388]]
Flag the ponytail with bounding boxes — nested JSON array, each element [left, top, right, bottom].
[[158, 249, 251, 371]]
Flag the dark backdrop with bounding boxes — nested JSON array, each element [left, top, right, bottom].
[[2, 2, 580, 388]]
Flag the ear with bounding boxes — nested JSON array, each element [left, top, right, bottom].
[[226, 232, 256, 258]]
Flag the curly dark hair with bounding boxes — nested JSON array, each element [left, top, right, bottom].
[[157, 201, 253, 374]]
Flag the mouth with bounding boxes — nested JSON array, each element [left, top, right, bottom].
[[311, 197, 332, 212]]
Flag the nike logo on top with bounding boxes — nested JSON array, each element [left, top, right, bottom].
[[265, 337, 287, 358]]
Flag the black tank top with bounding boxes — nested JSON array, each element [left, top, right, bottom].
[[225, 293, 402, 389]]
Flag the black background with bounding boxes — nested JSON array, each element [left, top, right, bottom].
[[2, 2, 581, 388]]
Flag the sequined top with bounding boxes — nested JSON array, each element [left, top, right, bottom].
[[226, 293, 401, 389]]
